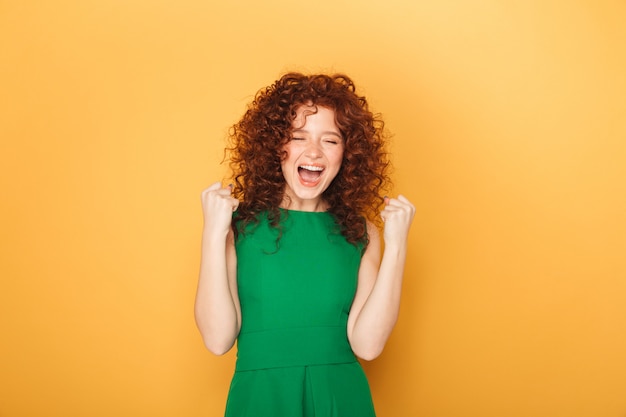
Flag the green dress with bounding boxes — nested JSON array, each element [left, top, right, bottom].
[[225, 209, 376, 417]]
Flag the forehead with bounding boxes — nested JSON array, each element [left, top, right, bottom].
[[291, 104, 338, 128]]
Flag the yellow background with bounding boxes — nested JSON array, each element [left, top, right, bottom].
[[1, 1, 625, 416]]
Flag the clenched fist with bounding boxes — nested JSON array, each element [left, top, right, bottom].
[[201, 182, 240, 239]]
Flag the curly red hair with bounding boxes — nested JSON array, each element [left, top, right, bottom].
[[227, 72, 390, 246]]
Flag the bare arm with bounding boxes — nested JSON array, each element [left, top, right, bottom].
[[347, 195, 415, 360], [194, 182, 241, 355]]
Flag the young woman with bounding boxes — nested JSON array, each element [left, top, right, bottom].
[[195, 72, 415, 416]]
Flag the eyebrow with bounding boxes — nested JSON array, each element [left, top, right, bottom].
[[292, 129, 343, 138]]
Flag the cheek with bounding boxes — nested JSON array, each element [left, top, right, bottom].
[[332, 149, 345, 168]]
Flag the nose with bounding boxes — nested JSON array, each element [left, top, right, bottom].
[[304, 141, 322, 158]]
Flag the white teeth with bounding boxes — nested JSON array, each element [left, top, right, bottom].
[[300, 165, 323, 171]]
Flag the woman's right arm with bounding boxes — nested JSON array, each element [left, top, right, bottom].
[[194, 182, 241, 355]]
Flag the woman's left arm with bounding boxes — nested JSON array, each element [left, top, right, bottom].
[[347, 195, 415, 360]]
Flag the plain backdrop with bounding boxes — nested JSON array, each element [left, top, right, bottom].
[[1, 1, 625, 416]]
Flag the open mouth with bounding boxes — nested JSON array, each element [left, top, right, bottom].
[[298, 165, 324, 183]]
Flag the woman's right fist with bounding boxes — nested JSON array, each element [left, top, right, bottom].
[[201, 182, 240, 237]]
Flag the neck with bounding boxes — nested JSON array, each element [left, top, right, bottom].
[[280, 196, 328, 212]]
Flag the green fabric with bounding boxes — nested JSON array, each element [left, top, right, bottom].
[[225, 209, 376, 417]]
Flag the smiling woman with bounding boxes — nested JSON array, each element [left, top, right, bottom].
[[226, 73, 394, 245], [194, 73, 415, 417]]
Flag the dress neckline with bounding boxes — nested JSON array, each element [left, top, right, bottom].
[[279, 207, 331, 215]]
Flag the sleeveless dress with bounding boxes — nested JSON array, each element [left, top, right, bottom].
[[224, 209, 376, 417]]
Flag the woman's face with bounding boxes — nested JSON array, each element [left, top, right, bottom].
[[280, 105, 344, 211]]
